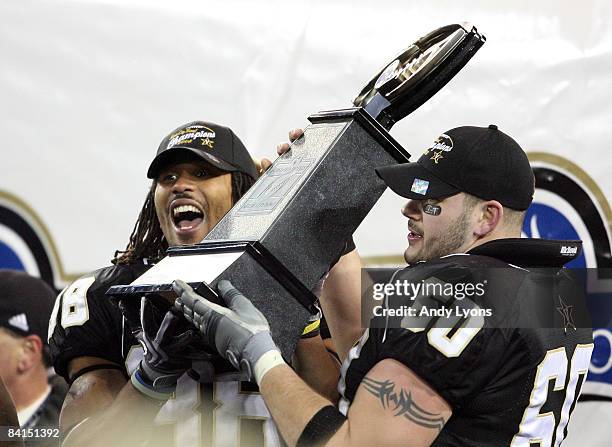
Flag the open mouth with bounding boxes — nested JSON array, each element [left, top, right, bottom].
[[407, 225, 423, 241], [171, 204, 204, 231], [408, 231, 423, 240]]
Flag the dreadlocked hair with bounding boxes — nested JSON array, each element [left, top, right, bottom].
[[231, 170, 257, 204], [112, 181, 166, 265], [113, 171, 257, 265]]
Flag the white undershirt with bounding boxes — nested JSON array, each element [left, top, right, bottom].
[[17, 385, 51, 427]]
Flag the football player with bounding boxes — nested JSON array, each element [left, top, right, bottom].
[[174, 125, 594, 446], [48, 122, 362, 447]]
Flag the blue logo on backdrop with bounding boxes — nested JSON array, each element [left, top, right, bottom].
[[523, 204, 586, 269], [0, 241, 26, 270], [527, 159, 612, 400], [0, 194, 57, 287]]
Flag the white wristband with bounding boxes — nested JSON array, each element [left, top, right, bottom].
[[254, 349, 285, 384]]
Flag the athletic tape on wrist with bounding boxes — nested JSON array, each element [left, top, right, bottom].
[[253, 349, 285, 384], [130, 369, 174, 401], [297, 405, 346, 447]]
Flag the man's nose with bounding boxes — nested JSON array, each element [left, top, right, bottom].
[[172, 174, 194, 194], [401, 199, 422, 219]]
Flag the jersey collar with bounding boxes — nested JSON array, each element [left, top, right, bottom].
[[467, 238, 582, 268]]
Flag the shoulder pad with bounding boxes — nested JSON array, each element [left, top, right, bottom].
[[468, 238, 582, 268]]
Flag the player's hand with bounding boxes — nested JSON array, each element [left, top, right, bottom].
[[130, 297, 202, 400], [253, 128, 304, 176], [276, 128, 304, 156], [117, 297, 143, 334], [173, 279, 285, 384], [253, 157, 273, 176]]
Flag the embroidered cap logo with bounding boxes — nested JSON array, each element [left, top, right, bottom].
[[425, 133, 453, 164], [166, 126, 216, 150]]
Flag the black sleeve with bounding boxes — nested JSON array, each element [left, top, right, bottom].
[[48, 266, 131, 381]]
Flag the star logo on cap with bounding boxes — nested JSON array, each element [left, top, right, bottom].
[[201, 137, 214, 149], [202, 137, 214, 149], [430, 151, 444, 164], [556, 295, 576, 332]]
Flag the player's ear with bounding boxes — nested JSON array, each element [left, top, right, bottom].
[[473, 200, 503, 237], [17, 335, 43, 373]]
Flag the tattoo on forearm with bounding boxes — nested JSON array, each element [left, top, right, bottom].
[[362, 377, 445, 431]]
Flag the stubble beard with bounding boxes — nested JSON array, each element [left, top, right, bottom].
[[406, 211, 471, 263]]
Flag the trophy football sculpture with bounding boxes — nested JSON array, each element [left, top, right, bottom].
[[108, 23, 486, 361]]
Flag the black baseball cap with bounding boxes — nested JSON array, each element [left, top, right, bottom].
[[376, 125, 534, 210], [147, 121, 258, 181], [0, 270, 56, 342]]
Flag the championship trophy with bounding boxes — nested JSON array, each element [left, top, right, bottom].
[[108, 23, 486, 361]]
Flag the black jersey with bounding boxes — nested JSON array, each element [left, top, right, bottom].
[[339, 239, 593, 446], [48, 263, 148, 378], [48, 262, 282, 447]]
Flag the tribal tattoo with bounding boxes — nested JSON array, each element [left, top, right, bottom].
[[362, 376, 445, 431]]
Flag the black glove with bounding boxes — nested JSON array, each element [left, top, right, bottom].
[[117, 296, 144, 335], [130, 297, 205, 400]]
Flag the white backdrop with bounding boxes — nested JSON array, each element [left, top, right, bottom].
[[1, 0, 611, 445], [2, 0, 611, 273]]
